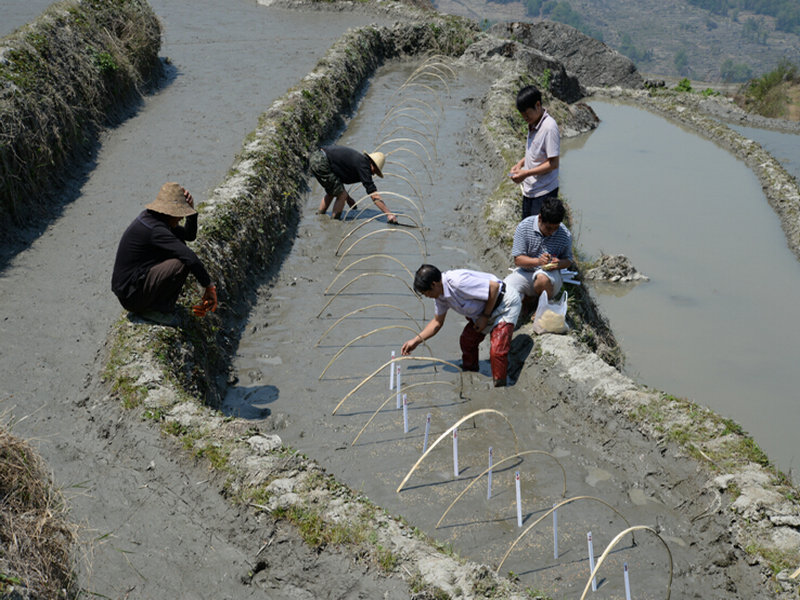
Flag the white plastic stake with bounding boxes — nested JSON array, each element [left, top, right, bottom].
[[452, 428, 459, 477], [515, 471, 523, 527], [402, 394, 408, 433], [587, 532, 597, 591], [623, 562, 632, 600], [553, 503, 559, 559], [396, 366, 402, 409], [487, 447, 493, 499], [389, 351, 395, 389], [422, 414, 431, 454]]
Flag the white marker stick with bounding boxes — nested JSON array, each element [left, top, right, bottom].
[[587, 532, 597, 591], [389, 351, 395, 389], [623, 562, 632, 600], [553, 503, 559, 559], [487, 447, 493, 500], [396, 366, 402, 409], [515, 471, 523, 527], [452, 428, 459, 477], [402, 394, 408, 433], [423, 414, 431, 454]]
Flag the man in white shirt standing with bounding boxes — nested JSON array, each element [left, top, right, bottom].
[[401, 265, 521, 387], [509, 85, 560, 220]]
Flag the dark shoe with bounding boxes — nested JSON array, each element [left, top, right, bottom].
[[493, 378, 507, 388], [139, 309, 178, 327]]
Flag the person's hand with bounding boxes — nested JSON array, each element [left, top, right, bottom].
[[509, 168, 527, 184], [387, 213, 398, 225], [192, 285, 217, 316], [183, 188, 194, 209], [474, 314, 489, 331], [401, 337, 419, 356], [538, 253, 553, 267]]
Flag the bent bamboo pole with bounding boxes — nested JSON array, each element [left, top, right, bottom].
[[379, 126, 437, 159], [332, 356, 464, 415], [316, 303, 423, 346], [380, 105, 438, 130], [316, 272, 422, 318], [413, 57, 456, 78], [318, 325, 432, 380], [401, 71, 450, 95], [382, 173, 424, 208], [579, 526, 673, 600], [397, 83, 444, 110], [346, 192, 423, 223], [376, 137, 432, 163], [387, 157, 428, 187], [351, 381, 455, 445], [325, 254, 414, 293], [335, 229, 425, 269], [436, 450, 568, 528], [396, 409, 519, 492], [495, 496, 633, 574], [384, 147, 434, 183], [791, 566, 800, 579]]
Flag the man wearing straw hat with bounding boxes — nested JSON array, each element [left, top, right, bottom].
[[401, 265, 521, 387], [112, 182, 217, 326], [309, 145, 398, 224]]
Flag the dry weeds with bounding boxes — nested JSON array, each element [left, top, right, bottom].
[[0, 427, 77, 599]]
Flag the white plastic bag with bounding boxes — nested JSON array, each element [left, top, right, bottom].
[[532, 290, 568, 334]]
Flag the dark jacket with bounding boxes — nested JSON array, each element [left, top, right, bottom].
[[111, 210, 211, 301], [322, 145, 377, 195]]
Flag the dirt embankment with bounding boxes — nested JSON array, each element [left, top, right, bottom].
[[0, 0, 162, 245]]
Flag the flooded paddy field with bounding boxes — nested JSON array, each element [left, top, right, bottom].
[[562, 99, 800, 476]]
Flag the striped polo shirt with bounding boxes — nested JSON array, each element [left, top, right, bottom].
[[511, 215, 573, 268]]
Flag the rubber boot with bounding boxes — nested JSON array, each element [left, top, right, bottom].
[[490, 321, 514, 386], [459, 320, 485, 372]]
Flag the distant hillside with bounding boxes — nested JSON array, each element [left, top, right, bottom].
[[434, 0, 800, 81]]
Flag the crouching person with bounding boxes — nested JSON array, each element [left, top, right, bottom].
[[504, 196, 573, 315], [111, 182, 217, 326], [401, 265, 521, 387]]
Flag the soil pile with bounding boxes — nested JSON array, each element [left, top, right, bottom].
[[583, 254, 650, 282]]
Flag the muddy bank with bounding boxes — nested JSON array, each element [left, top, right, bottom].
[[0, 0, 162, 240]]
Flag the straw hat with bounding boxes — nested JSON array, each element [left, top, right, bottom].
[[365, 151, 385, 178], [146, 182, 196, 218]]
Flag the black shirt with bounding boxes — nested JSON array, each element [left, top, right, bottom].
[[322, 145, 378, 195], [111, 210, 211, 301]]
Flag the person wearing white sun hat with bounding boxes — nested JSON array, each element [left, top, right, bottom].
[[309, 145, 397, 224]]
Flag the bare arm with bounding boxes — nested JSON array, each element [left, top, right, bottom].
[[401, 312, 446, 355]]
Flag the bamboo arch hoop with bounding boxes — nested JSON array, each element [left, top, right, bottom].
[[376, 137, 432, 163], [316, 304, 422, 346], [347, 191, 424, 223], [318, 325, 433, 380], [412, 56, 456, 78], [335, 229, 426, 269], [316, 272, 423, 318], [384, 147, 434, 183], [379, 126, 437, 160], [495, 496, 633, 574], [580, 526, 673, 600], [436, 450, 568, 528], [379, 111, 438, 139], [387, 157, 432, 186], [396, 409, 520, 493], [332, 356, 465, 415], [407, 62, 456, 83], [397, 83, 445, 110], [351, 381, 455, 445], [336, 213, 424, 254], [791, 566, 800, 579], [382, 172, 424, 207], [380, 105, 439, 131], [325, 254, 414, 293], [400, 71, 451, 95]]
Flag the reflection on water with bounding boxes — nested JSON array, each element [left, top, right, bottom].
[[563, 100, 800, 475]]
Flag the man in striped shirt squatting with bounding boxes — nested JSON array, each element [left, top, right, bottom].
[[503, 196, 573, 315], [401, 265, 521, 387]]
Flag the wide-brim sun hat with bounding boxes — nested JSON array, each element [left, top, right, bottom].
[[146, 182, 196, 218], [365, 151, 385, 178]]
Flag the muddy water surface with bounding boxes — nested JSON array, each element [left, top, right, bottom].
[[731, 123, 800, 182], [562, 100, 800, 475], [224, 64, 714, 597]]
